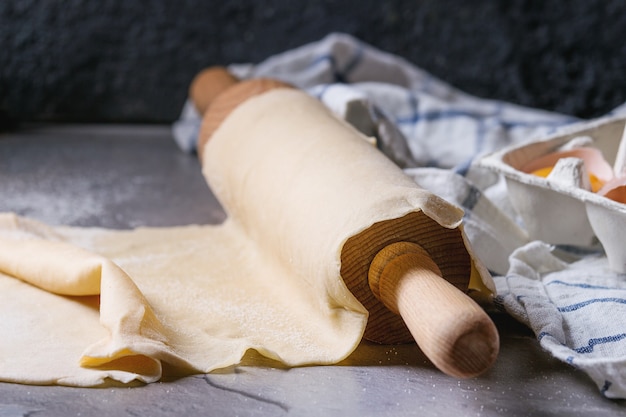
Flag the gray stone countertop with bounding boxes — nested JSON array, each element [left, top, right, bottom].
[[0, 125, 624, 417]]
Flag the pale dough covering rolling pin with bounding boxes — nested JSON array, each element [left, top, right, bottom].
[[200, 81, 498, 378], [0, 76, 497, 386]]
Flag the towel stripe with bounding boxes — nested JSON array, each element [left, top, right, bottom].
[[574, 334, 626, 354], [396, 108, 481, 125], [461, 185, 482, 212], [547, 280, 625, 291], [600, 380, 613, 396], [396, 107, 574, 129], [558, 297, 626, 312]]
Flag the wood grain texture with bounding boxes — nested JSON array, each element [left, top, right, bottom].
[[368, 242, 499, 378], [189, 67, 239, 116], [340, 211, 471, 344], [198, 78, 293, 158]]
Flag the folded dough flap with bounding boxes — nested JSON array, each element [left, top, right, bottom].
[[0, 236, 103, 296], [202, 88, 494, 344], [0, 218, 190, 384]]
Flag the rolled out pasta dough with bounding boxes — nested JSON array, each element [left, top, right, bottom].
[[0, 89, 493, 386]]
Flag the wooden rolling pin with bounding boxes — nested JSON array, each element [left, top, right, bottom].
[[191, 68, 499, 378]]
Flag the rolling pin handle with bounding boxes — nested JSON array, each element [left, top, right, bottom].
[[368, 242, 499, 378]]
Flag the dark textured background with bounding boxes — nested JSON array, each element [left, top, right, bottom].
[[1, 0, 625, 125]]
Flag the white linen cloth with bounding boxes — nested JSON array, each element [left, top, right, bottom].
[[173, 33, 626, 399]]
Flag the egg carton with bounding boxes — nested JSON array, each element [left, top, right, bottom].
[[479, 115, 626, 272]]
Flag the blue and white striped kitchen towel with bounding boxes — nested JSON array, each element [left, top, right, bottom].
[[173, 33, 626, 399]]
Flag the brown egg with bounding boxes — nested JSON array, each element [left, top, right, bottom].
[[198, 78, 294, 158], [602, 184, 626, 204], [189, 67, 239, 116], [599, 175, 626, 204]]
